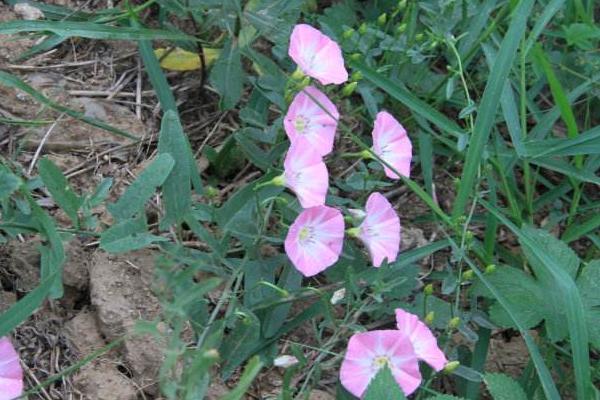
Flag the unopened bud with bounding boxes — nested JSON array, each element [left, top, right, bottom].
[[396, 23, 407, 34], [205, 185, 219, 198], [448, 317, 460, 330], [204, 348, 220, 361], [342, 28, 355, 39], [397, 0, 407, 11], [444, 361, 460, 373], [342, 81, 358, 97], [291, 68, 305, 81], [415, 33, 424, 42], [350, 53, 362, 61], [425, 311, 435, 325], [351, 71, 363, 81], [358, 23, 368, 35], [359, 149, 374, 159], [465, 230, 474, 242], [377, 13, 387, 26], [424, 283, 434, 296], [346, 227, 360, 238], [485, 264, 497, 274], [462, 270, 474, 281], [274, 355, 299, 368], [330, 288, 346, 305]]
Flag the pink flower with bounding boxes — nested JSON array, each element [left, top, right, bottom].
[[395, 308, 448, 371], [283, 141, 329, 208], [372, 111, 412, 179], [340, 330, 422, 397], [356, 192, 401, 267], [0, 337, 23, 400], [284, 205, 344, 277], [289, 24, 348, 85], [284, 86, 339, 156]]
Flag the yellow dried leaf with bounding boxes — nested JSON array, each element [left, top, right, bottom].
[[153, 47, 220, 71]]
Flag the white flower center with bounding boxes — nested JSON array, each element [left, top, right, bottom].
[[372, 355, 391, 370], [298, 226, 315, 245]]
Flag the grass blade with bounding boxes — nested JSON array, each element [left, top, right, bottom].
[[451, 0, 535, 219], [0, 20, 196, 41], [348, 59, 465, 137]]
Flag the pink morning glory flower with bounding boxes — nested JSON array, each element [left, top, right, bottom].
[[395, 308, 448, 371], [340, 330, 422, 397], [284, 205, 344, 277], [288, 24, 348, 85], [284, 86, 339, 156], [355, 192, 401, 267], [371, 111, 412, 179], [0, 337, 23, 400], [283, 141, 329, 208]]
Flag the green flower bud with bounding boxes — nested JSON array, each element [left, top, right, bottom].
[[415, 33, 425, 42], [350, 53, 362, 61], [424, 283, 434, 296], [358, 22, 368, 35], [205, 185, 219, 198], [396, 23, 407, 34], [462, 269, 474, 280], [377, 13, 387, 26], [397, 0, 407, 11], [444, 360, 460, 373], [291, 67, 305, 81], [485, 264, 497, 274], [346, 227, 360, 238], [351, 71, 363, 81], [342, 81, 358, 97], [425, 311, 435, 325], [342, 28, 355, 39], [448, 316, 460, 330]]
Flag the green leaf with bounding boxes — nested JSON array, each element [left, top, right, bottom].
[[563, 23, 600, 50], [158, 111, 192, 227], [481, 202, 592, 399], [576, 261, 600, 349], [0, 171, 20, 200], [363, 366, 407, 400], [0, 271, 60, 337], [107, 154, 174, 220], [210, 38, 243, 110], [220, 308, 261, 379], [522, 125, 600, 158], [100, 215, 168, 253], [221, 356, 264, 400], [0, 70, 137, 140], [451, 0, 535, 219], [0, 20, 196, 41], [485, 373, 527, 400], [38, 158, 82, 226], [562, 213, 600, 243]]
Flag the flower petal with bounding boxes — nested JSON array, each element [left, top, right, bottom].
[[288, 24, 348, 85], [358, 193, 401, 267], [283, 141, 329, 208], [395, 308, 448, 371], [0, 337, 23, 400], [372, 111, 412, 179]]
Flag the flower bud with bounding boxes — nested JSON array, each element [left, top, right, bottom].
[[346, 227, 360, 238], [342, 28, 355, 39], [358, 23, 368, 35], [397, 0, 407, 11], [350, 53, 362, 61], [415, 33, 424, 42], [424, 283, 434, 296], [274, 355, 299, 368], [396, 23, 407, 34], [204, 348, 220, 361], [485, 264, 497, 274], [359, 149, 374, 159], [443, 360, 460, 373], [425, 311, 435, 325], [205, 185, 219, 199], [291, 68, 306, 81], [330, 288, 346, 305], [342, 81, 358, 97], [377, 13, 387, 26], [448, 317, 460, 330], [350, 71, 363, 81], [462, 269, 474, 281]]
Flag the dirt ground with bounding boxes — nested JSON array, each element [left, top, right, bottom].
[[0, 2, 535, 399]]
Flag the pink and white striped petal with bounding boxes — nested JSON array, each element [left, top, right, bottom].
[[358, 192, 401, 267], [0, 337, 23, 400], [395, 308, 448, 371], [288, 24, 348, 85], [283, 141, 329, 208], [284, 205, 344, 276], [340, 330, 422, 398], [372, 111, 412, 179], [284, 86, 339, 156]]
